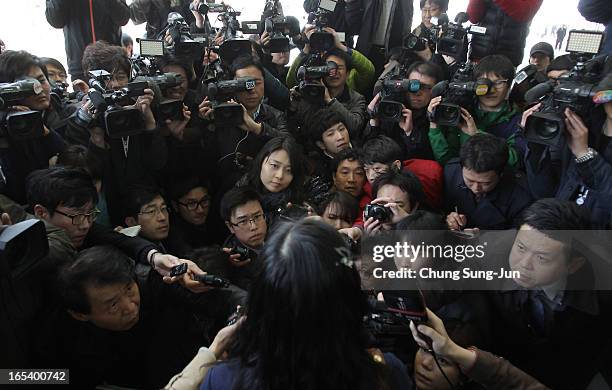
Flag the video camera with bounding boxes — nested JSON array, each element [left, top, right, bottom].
[[242, 0, 301, 53], [207, 77, 257, 127], [190, 0, 227, 15], [165, 12, 207, 60], [296, 60, 338, 105], [430, 62, 491, 127], [524, 30, 604, 146], [0, 78, 45, 140], [72, 70, 153, 138], [305, 0, 338, 52], [509, 64, 549, 108], [376, 78, 421, 123], [0, 219, 49, 281]]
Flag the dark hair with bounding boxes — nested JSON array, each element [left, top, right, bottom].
[[331, 148, 362, 174], [317, 190, 359, 224], [26, 167, 98, 214], [360, 136, 403, 166], [520, 198, 592, 231], [168, 175, 209, 201], [245, 136, 307, 197], [157, 53, 195, 82], [372, 170, 425, 209], [60, 245, 135, 314], [230, 219, 389, 390], [309, 108, 346, 145], [40, 57, 66, 75], [459, 133, 508, 174], [396, 210, 446, 230], [474, 54, 515, 84], [81, 41, 131, 76], [419, 0, 449, 11], [124, 184, 164, 218], [121, 33, 133, 47], [220, 187, 262, 222], [0, 50, 45, 83], [323, 48, 353, 71], [230, 54, 265, 80], [405, 61, 443, 84], [56, 144, 104, 182]]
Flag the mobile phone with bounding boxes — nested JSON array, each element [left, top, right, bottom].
[[193, 273, 230, 288], [170, 263, 188, 277]]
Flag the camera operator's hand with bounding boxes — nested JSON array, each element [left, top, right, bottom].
[[134, 88, 156, 130], [260, 31, 272, 54], [367, 93, 381, 127], [164, 30, 174, 47], [198, 97, 213, 120], [289, 86, 301, 111], [415, 45, 433, 61], [191, 0, 205, 29], [446, 211, 467, 231], [339, 226, 363, 242], [364, 216, 383, 236], [209, 317, 244, 359], [323, 27, 348, 52], [0, 213, 12, 226], [302, 24, 317, 54], [409, 308, 477, 369], [371, 196, 410, 224], [214, 30, 225, 46], [90, 126, 107, 149], [427, 96, 442, 128], [399, 105, 414, 136], [458, 107, 478, 136], [222, 247, 252, 268], [565, 108, 590, 159], [181, 259, 215, 293], [72, 79, 89, 95], [323, 85, 333, 104], [9, 105, 51, 135], [520, 102, 542, 128], [165, 104, 191, 141], [238, 103, 263, 134]]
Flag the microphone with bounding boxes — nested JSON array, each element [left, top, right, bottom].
[[431, 80, 449, 98], [524, 81, 555, 104]]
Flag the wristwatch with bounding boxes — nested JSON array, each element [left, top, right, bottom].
[[575, 148, 598, 164]]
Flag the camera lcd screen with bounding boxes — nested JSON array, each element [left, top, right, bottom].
[[566, 30, 603, 55], [319, 0, 337, 12], [139, 39, 165, 57]]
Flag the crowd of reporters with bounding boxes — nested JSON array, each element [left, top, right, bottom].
[[1, 0, 612, 388]]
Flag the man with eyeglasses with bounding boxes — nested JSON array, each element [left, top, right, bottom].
[[125, 185, 172, 250], [428, 54, 527, 169], [219, 187, 268, 290]]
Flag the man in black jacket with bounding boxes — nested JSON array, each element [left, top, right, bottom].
[[45, 0, 130, 82]]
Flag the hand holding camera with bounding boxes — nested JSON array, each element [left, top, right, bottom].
[[165, 103, 191, 140], [222, 246, 252, 267], [457, 107, 477, 136]]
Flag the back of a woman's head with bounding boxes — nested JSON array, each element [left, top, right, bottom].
[[232, 219, 386, 390]]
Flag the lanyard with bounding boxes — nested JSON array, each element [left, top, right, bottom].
[[122, 136, 130, 159]]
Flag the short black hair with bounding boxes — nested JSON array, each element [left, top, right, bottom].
[[331, 148, 362, 174], [40, 57, 66, 75], [360, 136, 403, 166], [419, 0, 449, 11], [81, 41, 131, 76], [396, 210, 447, 230], [121, 33, 133, 47], [316, 190, 359, 224], [230, 54, 265, 79], [0, 50, 45, 83], [168, 175, 209, 201], [474, 54, 515, 84], [60, 245, 135, 314], [157, 52, 195, 82], [520, 198, 592, 231], [125, 184, 164, 218], [220, 187, 262, 222], [26, 167, 98, 214], [323, 48, 353, 71], [372, 170, 425, 207], [406, 61, 444, 84], [309, 108, 346, 145], [56, 144, 104, 182], [459, 133, 508, 174]]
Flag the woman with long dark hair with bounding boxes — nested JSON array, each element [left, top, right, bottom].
[[238, 136, 307, 215], [201, 219, 412, 390]]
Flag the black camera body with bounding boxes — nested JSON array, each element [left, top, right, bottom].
[[207, 77, 257, 127], [430, 63, 491, 127], [166, 12, 206, 60], [133, 72, 185, 122], [297, 60, 338, 105], [190, 1, 227, 15], [364, 204, 392, 223], [525, 67, 599, 146], [229, 245, 251, 261], [0, 78, 46, 141], [305, 0, 338, 52], [377, 78, 421, 123]]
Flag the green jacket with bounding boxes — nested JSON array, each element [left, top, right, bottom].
[[286, 48, 375, 96], [428, 102, 524, 168]]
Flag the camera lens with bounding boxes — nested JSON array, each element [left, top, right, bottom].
[[537, 118, 560, 139]]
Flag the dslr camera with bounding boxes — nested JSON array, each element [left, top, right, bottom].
[[524, 30, 605, 146], [0, 78, 45, 140], [207, 77, 257, 127], [430, 62, 491, 127], [364, 204, 392, 223]]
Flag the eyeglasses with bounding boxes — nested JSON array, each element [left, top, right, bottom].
[[489, 79, 509, 89], [139, 205, 169, 218], [230, 213, 265, 228], [177, 196, 210, 211], [54, 208, 101, 225], [422, 7, 440, 15]]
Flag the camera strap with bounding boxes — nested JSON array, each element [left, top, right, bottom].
[[121, 136, 130, 159]]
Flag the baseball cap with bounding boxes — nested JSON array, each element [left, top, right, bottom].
[[530, 42, 554, 59]]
